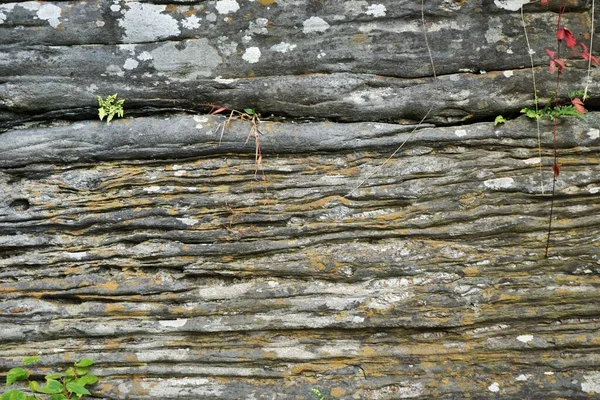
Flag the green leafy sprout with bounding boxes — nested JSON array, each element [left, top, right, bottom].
[[3, 357, 98, 400], [97, 94, 124, 124], [311, 387, 328, 400], [521, 91, 587, 121], [494, 115, 507, 125]]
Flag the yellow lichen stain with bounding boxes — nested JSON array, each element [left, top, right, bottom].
[[330, 387, 346, 398], [359, 345, 377, 357], [99, 281, 119, 291], [258, 0, 276, 5], [103, 338, 122, 350], [352, 33, 369, 44], [462, 266, 479, 276], [105, 304, 125, 315], [124, 353, 139, 363], [131, 375, 150, 396]]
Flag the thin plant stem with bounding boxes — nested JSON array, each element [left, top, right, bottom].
[[545, 3, 566, 258], [584, 0, 596, 100], [345, 0, 438, 198], [521, 1, 545, 194]]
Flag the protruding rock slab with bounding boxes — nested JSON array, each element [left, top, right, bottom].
[[1, 114, 600, 398], [0, 0, 598, 126]]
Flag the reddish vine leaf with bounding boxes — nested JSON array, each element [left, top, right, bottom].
[[556, 27, 576, 48], [541, 0, 548, 4], [552, 163, 562, 178], [580, 43, 600, 65], [571, 98, 585, 114], [546, 48, 565, 73]]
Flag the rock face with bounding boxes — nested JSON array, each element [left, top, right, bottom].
[[1, 1, 600, 399]]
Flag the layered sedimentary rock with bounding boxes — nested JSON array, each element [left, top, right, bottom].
[[1, 1, 600, 399]]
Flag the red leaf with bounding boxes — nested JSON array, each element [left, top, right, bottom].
[[556, 27, 566, 41], [541, 0, 548, 4], [554, 58, 566, 71], [564, 29, 576, 48], [580, 42, 589, 53], [571, 97, 585, 114], [545, 48, 555, 59], [209, 106, 229, 115], [549, 60, 556, 74], [552, 163, 561, 178]]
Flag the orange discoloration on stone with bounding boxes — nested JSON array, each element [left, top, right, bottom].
[[258, 0, 276, 5], [124, 353, 139, 363], [131, 376, 150, 396], [99, 281, 119, 291], [330, 387, 346, 398], [105, 304, 125, 314]]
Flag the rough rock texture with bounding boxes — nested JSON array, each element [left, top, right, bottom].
[[1, 1, 600, 399]]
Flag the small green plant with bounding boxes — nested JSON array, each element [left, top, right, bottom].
[[494, 115, 506, 125], [2, 357, 98, 400], [520, 91, 587, 121], [311, 387, 328, 400], [97, 94, 124, 124]]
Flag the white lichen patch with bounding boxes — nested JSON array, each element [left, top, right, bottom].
[[214, 76, 238, 84], [303, 16, 330, 34], [176, 217, 199, 226], [37, 3, 62, 28], [516, 374, 529, 381], [123, 58, 139, 70], [0, 4, 16, 24], [149, 39, 222, 79], [590, 187, 600, 194], [181, 15, 201, 29], [587, 128, 600, 140], [215, 0, 240, 14], [119, 2, 180, 43], [242, 46, 261, 63], [516, 334, 533, 343], [137, 51, 152, 61], [104, 64, 125, 77], [484, 177, 514, 190], [503, 70, 514, 78], [494, 0, 531, 11], [488, 382, 500, 393], [144, 186, 163, 193], [523, 157, 541, 165], [582, 371, 600, 393], [454, 129, 467, 137], [217, 36, 238, 56], [270, 42, 297, 53], [20, 2, 63, 28], [365, 4, 387, 17], [159, 318, 188, 328], [65, 252, 88, 260], [193, 115, 209, 129], [485, 17, 504, 44], [352, 316, 365, 323], [247, 17, 269, 35]]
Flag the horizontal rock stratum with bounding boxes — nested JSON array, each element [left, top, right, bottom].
[[1, 0, 600, 399]]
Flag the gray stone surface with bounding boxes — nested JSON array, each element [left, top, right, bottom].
[[0, 0, 598, 127], [1, 1, 600, 399]]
